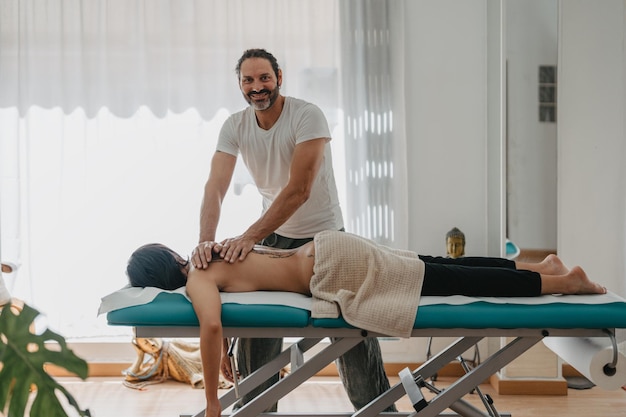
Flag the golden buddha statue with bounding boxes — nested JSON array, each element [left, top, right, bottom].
[[446, 227, 465, 258]]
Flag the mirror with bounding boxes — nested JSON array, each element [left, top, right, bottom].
[[505, 0, 559, 253]]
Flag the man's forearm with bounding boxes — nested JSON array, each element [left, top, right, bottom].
[[199, 196, 222, 243], [243, 138, 322, 241], [199, 151, 237, 243], [244, 185, 308, 242]]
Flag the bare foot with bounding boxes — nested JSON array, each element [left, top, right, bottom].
[[539, 254, 569, 275], [565, 266, 606, 295]]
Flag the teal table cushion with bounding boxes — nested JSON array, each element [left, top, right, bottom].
[[107, 292, 311, 328], [108, 292, 626, 331], [312, 300, 626, 329]]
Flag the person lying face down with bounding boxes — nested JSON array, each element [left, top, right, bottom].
[[126, 230, 606, 417], [128, 230, 606, 299]]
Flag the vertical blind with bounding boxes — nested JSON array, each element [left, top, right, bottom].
[[339, 0, 408, 247]]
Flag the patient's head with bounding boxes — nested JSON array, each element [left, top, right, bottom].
[[127, 243, 189, 290]]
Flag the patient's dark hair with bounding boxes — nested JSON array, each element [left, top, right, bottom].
[[235, 48, 280, 80], [126, 243, 188, 290]]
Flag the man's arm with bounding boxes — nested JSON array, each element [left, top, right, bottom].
[[219, 137, 327, 263], [192, 151, 237, 269]]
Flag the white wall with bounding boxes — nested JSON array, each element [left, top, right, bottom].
[[404, 0, 492, 257], [400, 0, 626, 295], [558, 0, 626, 296], [381, 0, 626, 365]]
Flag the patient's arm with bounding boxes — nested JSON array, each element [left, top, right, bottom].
[[183, 243, 316, 416], [185, 270, 223, 417]]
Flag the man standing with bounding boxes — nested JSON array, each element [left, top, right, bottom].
[[191, 48, 395, 412]]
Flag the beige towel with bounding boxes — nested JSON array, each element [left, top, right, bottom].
[[310, 231, 424, 338]]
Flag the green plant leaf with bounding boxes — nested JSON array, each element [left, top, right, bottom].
[[0, 303, 91, 417]]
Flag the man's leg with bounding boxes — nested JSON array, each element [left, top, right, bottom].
[[336, 338, 397, 411], [233, 233, 313, 411], [262, 230, 395, 411], [234, 337, 283, 411]]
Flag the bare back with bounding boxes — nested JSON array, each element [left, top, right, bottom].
[[188, 242, 316, 295]]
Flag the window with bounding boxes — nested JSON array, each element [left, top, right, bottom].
[[0, 0, 343, 340], [539, 65, 557, 122]]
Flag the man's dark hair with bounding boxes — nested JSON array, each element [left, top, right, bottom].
[[127, 243, 188, 290], [235, 48, 281, 80]]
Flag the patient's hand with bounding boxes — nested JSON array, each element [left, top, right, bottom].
[[206, 397, 222, 417]]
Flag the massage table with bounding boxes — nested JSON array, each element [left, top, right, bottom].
[[100, 288, 626, 417]]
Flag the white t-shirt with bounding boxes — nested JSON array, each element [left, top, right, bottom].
[[217, 96, 344, 238]]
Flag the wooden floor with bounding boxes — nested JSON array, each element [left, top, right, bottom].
[[55, 375, 626, 417]]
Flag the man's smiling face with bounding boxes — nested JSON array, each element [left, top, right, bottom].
[[239, 57, 282, 111]]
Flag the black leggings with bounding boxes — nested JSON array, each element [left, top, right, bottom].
[[419, 255, 542, 297]]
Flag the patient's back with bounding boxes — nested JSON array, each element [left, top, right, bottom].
[[202, 242, 315, 295]]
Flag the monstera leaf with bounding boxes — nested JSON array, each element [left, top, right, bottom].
[[0, 303, 91, 417]]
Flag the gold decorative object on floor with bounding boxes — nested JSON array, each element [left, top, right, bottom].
[[123, 337, 232, 390]]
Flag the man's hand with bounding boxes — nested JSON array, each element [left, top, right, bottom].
[[191, 241, 222, 269], [218, 235, 256, 263]]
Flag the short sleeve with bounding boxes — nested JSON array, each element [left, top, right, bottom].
[[216, 113, 240, 157], [294, 102, 332, 145]]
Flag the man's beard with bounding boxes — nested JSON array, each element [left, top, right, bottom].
[[245, 86, 280, 111]]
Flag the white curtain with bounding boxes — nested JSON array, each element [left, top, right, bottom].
[[339, 0, 408, 248], [0, 0, 340, 118], [0, 0, 408, 339], [0, 0, 342, 338]]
